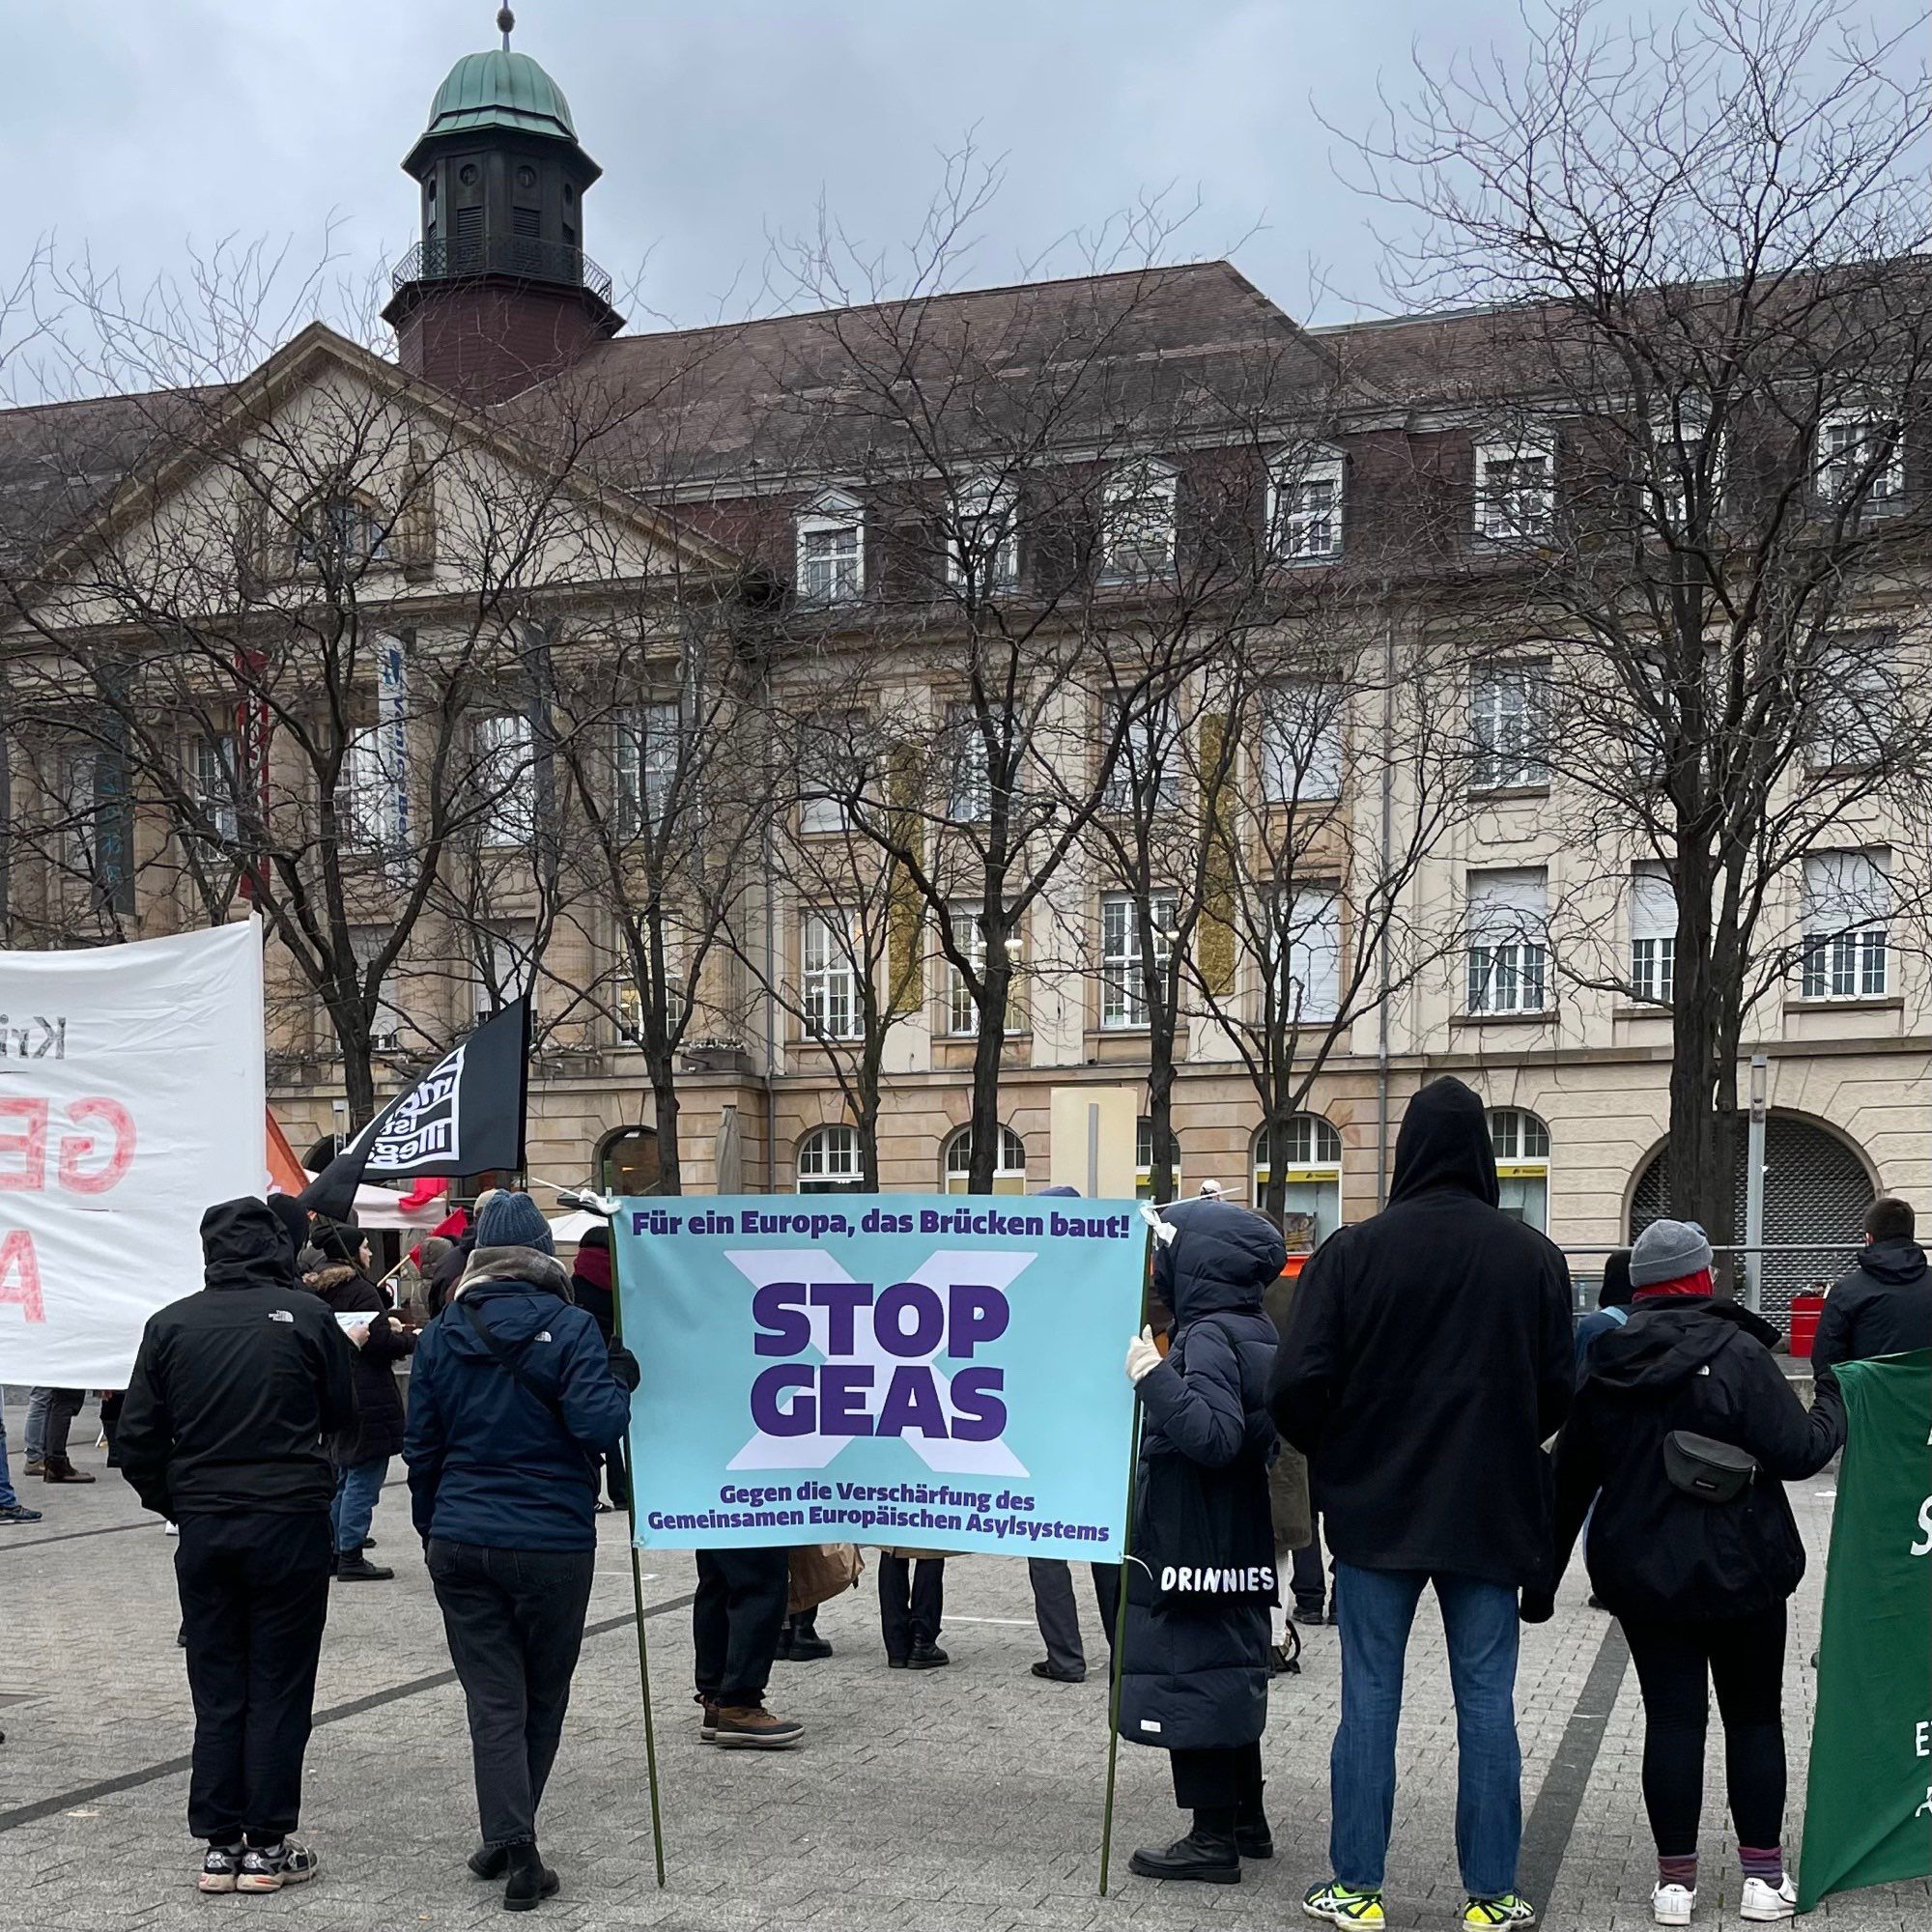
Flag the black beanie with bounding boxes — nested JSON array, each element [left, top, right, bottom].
[[1599, 1250, 1634, 1309], [313, 1217, 363, 1264], [576, 1224, 611, 1251], [265, 1194, 310, 1267]]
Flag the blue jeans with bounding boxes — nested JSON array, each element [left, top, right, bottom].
[[1330, 1562, 1523, 1898], [330, 1456, 388, 1554], [0, 1409, 18, 1509], [23, 1387, 52, 1463]]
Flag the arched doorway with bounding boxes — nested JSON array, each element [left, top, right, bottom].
[[597, 1124, 662, 1196], [1630, 1113, 1875, 1324]]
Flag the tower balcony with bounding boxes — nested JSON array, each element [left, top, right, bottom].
[[392, 236, 613, 305]]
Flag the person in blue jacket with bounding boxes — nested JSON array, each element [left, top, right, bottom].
[[404, 1192, 638, 1913]]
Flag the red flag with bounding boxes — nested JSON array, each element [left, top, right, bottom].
[[266, 1109, 307, 1198], [399, 1176, 449, 1211]]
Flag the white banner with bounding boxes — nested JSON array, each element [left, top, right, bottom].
[[0, 922, 265, 1388]]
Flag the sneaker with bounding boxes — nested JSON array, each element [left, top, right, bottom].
[[711, 1704, 804, 1749], [696, 1698, 719, 1742], [236, 1838, 318, 1892], [334, 1552, 394, 1582], [1463, 1897, 1538, 1928], [1652, 1883, 1695, 1925], [23, 1459, 44, 1477], [1740, 1876, 1796, 1921], [0, 1503, 44, 1524], [1304, 1881, 1386, 1925], [198, 1845, 243, 1893]]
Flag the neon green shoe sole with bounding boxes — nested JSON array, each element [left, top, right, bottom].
[[1463, 1896, 1538, 1928], [1304, 1881, 1386, 1926]]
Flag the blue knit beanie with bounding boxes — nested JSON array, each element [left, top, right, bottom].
[[474, 1190, 554, 1256]]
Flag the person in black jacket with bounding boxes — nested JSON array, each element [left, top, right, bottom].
[[1270, 1076, 1572, 1930], [405, 1191, 639, 1911], [1812, 1195, 1929, 1375], [307, 1218, 414, 1583], [568, 1227, 629, 1515], [1528, 1218, 1845, 1927], [117, 1197, 356, 1896], [426, 1188, 498, 1320], [1121, 1193, 1284, 1887]]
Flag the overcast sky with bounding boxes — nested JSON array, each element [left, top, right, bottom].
[[1, 0, 1924, 391]]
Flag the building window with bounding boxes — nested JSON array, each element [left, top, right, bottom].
[[1630, 862, 1676, 1006], [614, 969, 686, 1046], [1101, 891, 1175, 1029], [1805, 635, 1893, 773], [1474, 431, 1555, 542], [797, 1124, 865, 1193], [1267, 445, 1345, 559], [943, 1122, 1028, 1195], [1100, 696, 1180, 814], [471, 923, 534, 1027], [1252, 1114, 1343, 1250], [1101, 459, 1178, 580], [615, 702, 678, 835], [1135, 1118, 1182, 1201], [1801, 849, 1890, 1000], [798, 711, 867, 835], [1488, 1107, 1551, 1230], [801, 909, 862, 1040], [945, 703, 1007, 822], [796, 490, 866, 603], [350, 924, 408, 1052], [1649, 394, 1720, 507], [946, 475, 1019, 590], [1466, 867, 1549, 1014], [335, 725, 403, 851], [473, 713, 535, 846], [295, 493, 388, 569], [1816, 408, 1904, 511], [58, 748, 99, 872], [944, 899, 985, 1036], [1260, 680, 1345, 803], [1471, 663, 1550, 791], [188, 734, 240, 845], [1283, 885, 1342, 1023]]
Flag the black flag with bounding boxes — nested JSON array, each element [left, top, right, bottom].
[[300, 999, 531, 1220]]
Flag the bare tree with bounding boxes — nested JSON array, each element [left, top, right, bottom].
[[1344, 0, 1932, 1238]]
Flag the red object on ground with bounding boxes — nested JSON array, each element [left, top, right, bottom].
[[1788, 1293, 1826, 1358]]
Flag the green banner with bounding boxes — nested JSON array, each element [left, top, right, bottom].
[[1798, 1350, 1932, 1912]]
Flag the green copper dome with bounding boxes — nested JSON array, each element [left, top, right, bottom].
[[422, 48, 577, 145]]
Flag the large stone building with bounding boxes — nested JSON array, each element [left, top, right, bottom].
[[2, 25, 1924, 1316]]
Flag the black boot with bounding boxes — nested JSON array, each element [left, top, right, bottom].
[[787, 1613, 833, 1662], [1236, 1783, 1273, 1860], [469, 1844, 509, 1880], [1128, 1814, 1240, 1884], [502, 1842, 558, 1912], [334, 1551, 394, 1582]]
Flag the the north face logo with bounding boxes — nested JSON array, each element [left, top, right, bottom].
[[269, 1310, 295, 1323]]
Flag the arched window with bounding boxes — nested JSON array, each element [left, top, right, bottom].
[[1253, 1115, 1344, 1251], [1135, 1118, 1182, 1202], [943, 1123, 1028, 1195], [1488, 1107, 1551, 1231], [796, 1124, 864, 1194], [294, 493, 388, 568]]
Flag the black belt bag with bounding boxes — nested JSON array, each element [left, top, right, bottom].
[[1662, 1430, 1757, 1503]]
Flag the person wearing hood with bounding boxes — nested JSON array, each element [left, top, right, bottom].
[[1529, 1219, 1844, 1926], [116, 1197, 356, 1895], [1119, 1191, 1284, 1887], [404, 1190, 639, 1911], [426, 1189, 498, 1320], [1573, 1250, 1634, 1379], [1812, 1195, 1930, 1375], [308, 1216, 414, 1583], [568, 1226, 628, 1515], [1269, 1076, 1573, 1931]]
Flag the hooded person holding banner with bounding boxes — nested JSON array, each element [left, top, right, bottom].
[[1119, 1192, 1285, 1887]]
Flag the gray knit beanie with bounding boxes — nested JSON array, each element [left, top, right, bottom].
[[1629, 1217, 1714, 1289]]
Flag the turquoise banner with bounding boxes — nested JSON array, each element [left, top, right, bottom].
[[612, 1194, 1146, 1558]]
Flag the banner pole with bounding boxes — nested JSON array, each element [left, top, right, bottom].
[[608, 1215, 668, 1889]]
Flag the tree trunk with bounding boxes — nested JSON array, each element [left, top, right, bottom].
[[1145, 1014, 1178, 1207], [649, 1053, 683, 1197], [965, 956, 1011, 1194], [1258, 1110, 1288, 1225]]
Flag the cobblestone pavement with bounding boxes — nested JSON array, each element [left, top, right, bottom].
[[1, 1404, 1924, 1932]]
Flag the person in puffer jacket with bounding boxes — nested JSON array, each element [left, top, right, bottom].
[[1119, 1192, 1284, 1888], [404, 1192, 637, 1912]]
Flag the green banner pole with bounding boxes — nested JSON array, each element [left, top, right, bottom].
[[607, 1212, 668, 1889]]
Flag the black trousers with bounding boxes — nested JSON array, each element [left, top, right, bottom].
[[1027, 1558, 1123, 1675], [1170, 1740, 1265, 1816], [1621, 1605, 1787, 1857], [877, 1554, 945, 1659], [43, 1387, 86, 1460], [1291, 1513, 1329, 1613], [693, 1548, 789, 1706], [175, 1510, 333, 1845], [428, 1540, 597, 1851]]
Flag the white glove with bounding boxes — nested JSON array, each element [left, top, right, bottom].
[[1125, 1325, 1161, 1385]]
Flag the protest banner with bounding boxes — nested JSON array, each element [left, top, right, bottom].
[[0, 922, 265, 1387], [614, 1194, 1146, 1559], [1798, 1350, 1932, 1911]]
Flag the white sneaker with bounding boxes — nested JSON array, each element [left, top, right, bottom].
[[1652, 1883, 1695, 1925], [1740, 1875, 1796, 1921]]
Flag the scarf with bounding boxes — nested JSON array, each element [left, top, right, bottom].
[[1634, 1267, 1715, 1300]]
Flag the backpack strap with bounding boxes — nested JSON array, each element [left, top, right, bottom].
[[458, 1295, 592, 1465]]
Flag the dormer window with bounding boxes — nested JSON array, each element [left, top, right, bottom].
[[1267, 443, 1345, 560], [945, 475, 1019, 591], [294, 494, 388, 570], [1101, 459, 1177, 581], [796, 489, 866, 604], [1474, 428, 1556, 543], [1817, 406, 1904, 512]]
